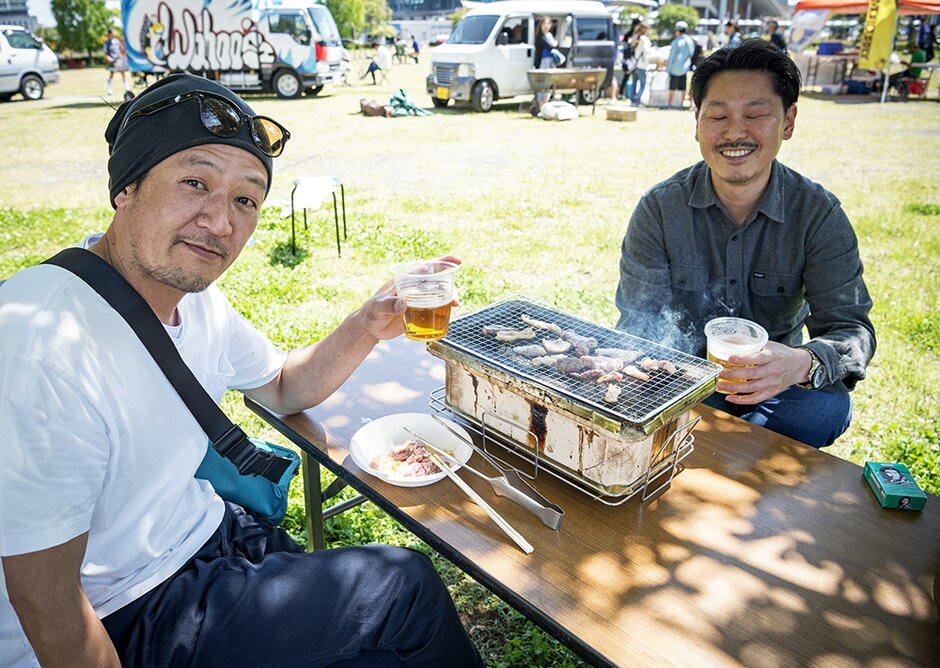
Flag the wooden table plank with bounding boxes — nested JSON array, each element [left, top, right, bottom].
[[248, 338, 940, 667]]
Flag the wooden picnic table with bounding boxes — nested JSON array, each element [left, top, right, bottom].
[[247, 336, 940, 667]]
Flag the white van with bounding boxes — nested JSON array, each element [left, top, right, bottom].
[[427, 0, 615, 112], [0, 25, 60, 101]]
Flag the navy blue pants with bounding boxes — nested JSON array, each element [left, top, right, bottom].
[[102, 503, 483, 667], [703, 386, 852, 448]]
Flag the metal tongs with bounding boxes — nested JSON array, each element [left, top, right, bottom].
[[410, 416, 565, 530]]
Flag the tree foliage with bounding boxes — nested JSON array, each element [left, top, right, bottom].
[[362, 0, 392, 39], [51, 0, 112, 58], [655, 3, 699, 37], [449, 8, 468, 28], [323, 0, 390, 40], [323, 0, 364, 39]]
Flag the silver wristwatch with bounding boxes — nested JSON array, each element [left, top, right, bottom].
[[799, 348, 824, 389]]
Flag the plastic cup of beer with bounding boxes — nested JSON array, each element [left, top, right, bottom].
[[391, 260, 458, 342], [704, 317, 768, 394]]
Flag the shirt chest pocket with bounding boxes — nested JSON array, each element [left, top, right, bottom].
[[750, 270, 806, 329], [749, 271, 803, 298], [669, 264, 711, 317]]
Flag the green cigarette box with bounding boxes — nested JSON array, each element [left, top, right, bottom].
[[863, 462, 927, 512]]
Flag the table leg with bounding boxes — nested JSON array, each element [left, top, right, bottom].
[[301, 451, 326, 551]]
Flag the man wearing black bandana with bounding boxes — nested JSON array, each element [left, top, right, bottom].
[[615, 41, 875, 449], [0, 74, 479, 668]]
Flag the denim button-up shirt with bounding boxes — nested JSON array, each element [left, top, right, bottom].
[[615, 160, 875, 392]]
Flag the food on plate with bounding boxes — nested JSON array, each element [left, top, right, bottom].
[[369, 439, 454, 478], [521, 314, 562, 334], [542, 337, 572, 354], [603, 384, 622, 404], [513, 344, 547, 358], [595, 348, 641, 363]]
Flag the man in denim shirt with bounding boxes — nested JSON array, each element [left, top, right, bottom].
[[615, 40, 875, 448]]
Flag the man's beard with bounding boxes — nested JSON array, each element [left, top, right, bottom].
[[129, 235, 228, 293]]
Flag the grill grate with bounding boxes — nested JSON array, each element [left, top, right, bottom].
[[438, 297, 719, 428]]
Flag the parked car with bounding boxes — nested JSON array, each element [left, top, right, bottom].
[[121, 0, 345, 99], [427, 0, 615, 112], [0, 25, 60, 101]]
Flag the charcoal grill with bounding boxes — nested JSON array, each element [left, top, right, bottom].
[[427, 297, 721, 503]]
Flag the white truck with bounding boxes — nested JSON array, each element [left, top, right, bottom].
[[120, 0, 344, 98]]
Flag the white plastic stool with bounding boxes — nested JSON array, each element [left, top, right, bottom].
[[290, 176, 347, 256]]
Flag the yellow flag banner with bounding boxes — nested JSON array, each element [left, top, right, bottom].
[[858, 0, 898, 71]]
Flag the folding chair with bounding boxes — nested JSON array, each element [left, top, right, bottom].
[[290, 176, 347, 256]]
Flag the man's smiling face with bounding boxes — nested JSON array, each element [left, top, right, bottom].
[[113, 144, 267, 294], [694, 70, 796, 190]]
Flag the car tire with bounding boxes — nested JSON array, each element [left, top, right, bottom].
[[431, 97, 448, 108], [308, 84, 324, 96], [578, 87, 599, 105], [20, 74, 44, 101], [471, 80, 494, 112], [273, 70, 303, 99]]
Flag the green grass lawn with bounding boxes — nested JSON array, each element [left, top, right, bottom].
[[1, 64, 938, 666]]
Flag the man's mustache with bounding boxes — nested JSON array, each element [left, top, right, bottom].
[[175, 234, 230, 260]]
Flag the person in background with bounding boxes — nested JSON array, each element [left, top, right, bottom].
[[535, 15, 559, 70], [103, 28, 130, 98], [615, 40, 875, 449], [766, 20, 787, 52], [665, 20, 696, 108], [617, 17, 642, 100], [626, 22, 652, 106], [361, 41, 392, 84], [725, 21, 743, 49], [0, 73, 482, 668], [411, 34, 421, 63], [887, 44, 928, 91], [533, 16, 559, 110], [916, 19, 935, 62]]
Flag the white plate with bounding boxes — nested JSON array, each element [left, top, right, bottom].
[[349, 413, 473, 487]]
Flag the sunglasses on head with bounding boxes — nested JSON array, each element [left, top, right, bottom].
[[121, 90, 290, 157]]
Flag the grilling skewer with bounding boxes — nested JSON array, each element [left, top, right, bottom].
[[431, 415, 565, 530], [406, 432, 534, 555]]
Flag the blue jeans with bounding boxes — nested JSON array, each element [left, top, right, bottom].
[[703, 386, 852, 448], [627, 69, 647, 105], [102, 503, 482, 667]]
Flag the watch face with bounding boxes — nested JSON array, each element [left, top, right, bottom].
[[810, 358, 824, 388]]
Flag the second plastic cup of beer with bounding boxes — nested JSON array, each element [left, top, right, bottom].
[[704, 317, 768, 394], [391, 260, 458, 341]]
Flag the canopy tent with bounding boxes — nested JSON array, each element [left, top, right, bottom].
[[793, 0, 940, 15], [792, 0, 940, 102]]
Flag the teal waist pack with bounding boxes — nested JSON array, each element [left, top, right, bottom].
[[196, 437, 300, 525], [44, 248, 301, 526]]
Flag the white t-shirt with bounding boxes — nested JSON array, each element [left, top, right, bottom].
[[0, 262, 287, 667]]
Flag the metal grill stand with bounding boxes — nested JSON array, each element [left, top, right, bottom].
[[430, 387, 699, 506]]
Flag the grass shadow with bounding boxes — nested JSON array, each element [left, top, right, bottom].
[[270, 241, 309, 268]]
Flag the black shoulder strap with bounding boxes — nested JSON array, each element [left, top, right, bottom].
[[44, 247, 291, 482]]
